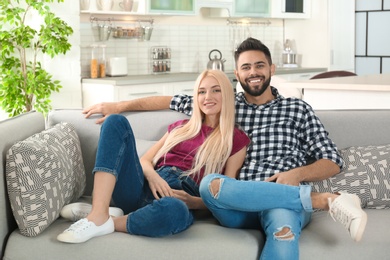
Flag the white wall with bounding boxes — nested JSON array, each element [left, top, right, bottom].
[[1, 0, 333, 121], [79, 14, 284, 77], [284, 1, 329, 68], [47, 1, 82, 110], [355, 0, 390, 75]]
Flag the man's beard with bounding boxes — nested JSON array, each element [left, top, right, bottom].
[[239, 76, 271, 97]]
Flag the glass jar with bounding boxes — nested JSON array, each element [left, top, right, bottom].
[[99, 45, 106, 78], [90, 45, 98, 78]]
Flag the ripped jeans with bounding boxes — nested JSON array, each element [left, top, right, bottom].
[[199, 174, 312, 260]]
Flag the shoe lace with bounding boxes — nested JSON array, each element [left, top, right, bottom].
[[328, 198, 352, 230], [66, 219, 91, 233]]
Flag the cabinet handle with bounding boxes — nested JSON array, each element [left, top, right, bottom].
[[182, 89, 193, 91], [128, 91, 159, 96]]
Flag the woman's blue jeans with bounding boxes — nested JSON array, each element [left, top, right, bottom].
[[199, 174, 313, 260], [93, 114, 196, 237]]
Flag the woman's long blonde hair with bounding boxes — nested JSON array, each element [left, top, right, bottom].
[[153, 70, 236, 178]]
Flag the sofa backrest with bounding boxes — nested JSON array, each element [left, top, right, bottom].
[[47, 109, 189, 196], [315, 110, 390, 149], [0, 111, 45, 257], [47, 108, 390, 197]]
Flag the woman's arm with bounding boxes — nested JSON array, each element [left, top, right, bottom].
[[140, 132, 174, 199], [224, 146, 247, 179], [173, 146, 247, 210]]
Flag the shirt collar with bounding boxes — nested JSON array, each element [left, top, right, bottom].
[[236, 86, 284, 108]]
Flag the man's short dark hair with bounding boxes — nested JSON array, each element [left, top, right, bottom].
[[234, 37, 273, 66]]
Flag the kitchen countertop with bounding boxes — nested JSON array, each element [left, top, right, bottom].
[[82, 67, 327, 86], [279, 73, 390, 110], [282, 73, 390, 91]]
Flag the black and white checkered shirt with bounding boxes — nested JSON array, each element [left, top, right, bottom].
[[170, 87, 344, 181]]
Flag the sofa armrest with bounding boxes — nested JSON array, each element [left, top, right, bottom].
[[0, 112, 45, 258]]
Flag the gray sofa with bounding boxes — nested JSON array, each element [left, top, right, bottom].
[[1, 108, 389, 260]]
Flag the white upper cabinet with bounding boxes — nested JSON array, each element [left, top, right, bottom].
[[148, 0, 195, 15], [271, 0, 311, 19], [232, 0, 270, 17], [328, 0, 355, 71], [198, 0, 311, 19]]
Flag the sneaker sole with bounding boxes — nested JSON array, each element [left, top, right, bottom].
[[351, 196, 367, 242], [57, 217, 115, 243]]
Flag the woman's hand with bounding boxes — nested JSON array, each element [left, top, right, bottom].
[[172, 190, 207, 210], [147, 173, 174, 200]]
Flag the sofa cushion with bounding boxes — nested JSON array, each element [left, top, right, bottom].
[[5, 122, 85, 236], [335, 144, 390, 208], [310, 144, 390, 209]]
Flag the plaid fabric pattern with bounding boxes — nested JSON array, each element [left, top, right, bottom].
[[170, 87, 343, 181]]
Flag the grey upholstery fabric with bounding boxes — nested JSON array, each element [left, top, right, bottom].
[[1, 109, 390, 260], [6, 122, 85, 236], [0, 112, 45, 257]]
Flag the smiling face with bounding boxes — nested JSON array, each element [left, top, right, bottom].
[[234, 50, 275, 103], [197, 76, 223, 124]]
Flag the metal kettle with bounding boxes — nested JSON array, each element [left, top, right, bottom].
[[207, 49, 226, 71]]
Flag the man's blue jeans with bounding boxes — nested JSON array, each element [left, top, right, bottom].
[[93, 114, 196, 237], [199, 174, 313, 260]]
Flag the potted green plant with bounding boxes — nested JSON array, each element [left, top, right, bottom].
[[0, 0, 73, 117]]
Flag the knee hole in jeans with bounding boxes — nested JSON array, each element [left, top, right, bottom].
[[209, 178, 222, 198], [274, 226, 295, 241]]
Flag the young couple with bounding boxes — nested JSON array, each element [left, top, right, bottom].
[[58, 38, 367, 260]]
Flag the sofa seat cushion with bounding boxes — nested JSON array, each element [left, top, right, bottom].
[[5, 122, 85, 237], [4, 216, 263, 260], [300, 209, 390, 260]]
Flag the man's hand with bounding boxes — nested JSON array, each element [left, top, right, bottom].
[[82, 102, 120, 124], [265, 159, 341, 186], [265, 169, 302, 186]]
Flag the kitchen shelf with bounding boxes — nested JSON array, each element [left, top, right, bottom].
[[226, 18, 271, 26], [90, 16, 154, 25]]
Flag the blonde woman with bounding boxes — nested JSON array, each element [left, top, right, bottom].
[[57, 70, 251, 243]]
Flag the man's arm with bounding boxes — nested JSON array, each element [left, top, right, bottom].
[[82, 96, 173, 124], [265, 159, 340, 186]]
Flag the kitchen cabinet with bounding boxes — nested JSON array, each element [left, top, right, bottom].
[[328, 0, 355, 71], [79, 0, 147, 14], [281, 73, 390, 110], [171, 81, 196, 96], [199, 0, 311, 19], [82, 81, 197, 107], [271, 0, 311, 19], [80, 0, 195, 15], [233, 0, 270, 17], [82, 83, 170, 107], [148, 0, 195, 15]]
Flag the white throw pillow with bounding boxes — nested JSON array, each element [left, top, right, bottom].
[[6, 122, 85, 236]]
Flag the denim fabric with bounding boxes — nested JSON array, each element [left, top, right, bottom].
[[93, 114, 195, 237], [199, 174, 312, 260]]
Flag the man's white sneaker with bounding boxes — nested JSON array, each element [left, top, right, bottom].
[[328, 193, 367, 242], [60, 202, 124, 222], [57, 217, 114, 243]]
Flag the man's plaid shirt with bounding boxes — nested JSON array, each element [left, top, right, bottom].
[[170, 87, 344, 181]]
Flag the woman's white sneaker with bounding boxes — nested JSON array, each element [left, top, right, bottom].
[[328, 193, 367, 242], [60, 202, 124, 222], [57, 217, 114, 243]]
